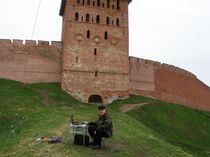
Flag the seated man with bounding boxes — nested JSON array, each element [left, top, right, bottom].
[[88, 105, 113, 149]]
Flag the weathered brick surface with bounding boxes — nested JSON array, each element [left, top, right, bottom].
[[129, 57, 210, 111], [61, 0, 129, 104], [0, 0, 210, 110], [0, 39, 62, 83]]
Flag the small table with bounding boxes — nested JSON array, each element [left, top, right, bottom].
[[69, 123, 89, 146]]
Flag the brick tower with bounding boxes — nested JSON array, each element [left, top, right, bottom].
[[59, 0, 132, 104]]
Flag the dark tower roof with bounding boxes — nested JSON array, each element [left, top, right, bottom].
[[59, 0, 132, 16]]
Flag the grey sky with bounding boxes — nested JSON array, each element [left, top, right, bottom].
[[0, 0, 209, 86]]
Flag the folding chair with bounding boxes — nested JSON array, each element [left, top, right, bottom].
[[101, 131, 112, 148]]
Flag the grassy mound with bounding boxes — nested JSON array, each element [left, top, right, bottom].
[[0, 78, 210, 157]]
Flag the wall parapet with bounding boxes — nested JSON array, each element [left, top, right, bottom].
[[129, 56, 197, 79], [0, 39, 62, 47]]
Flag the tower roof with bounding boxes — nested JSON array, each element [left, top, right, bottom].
[[59, 0, 132, 16]]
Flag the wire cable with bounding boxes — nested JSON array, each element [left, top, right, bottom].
[[31, 0, 42, 39]]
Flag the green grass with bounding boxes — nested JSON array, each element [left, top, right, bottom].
[[0, 78, 210, 157]]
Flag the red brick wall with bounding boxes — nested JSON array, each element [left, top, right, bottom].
[[0, 39, 62, 83], [129, 57, 210, 111], [0, 38, 210, 110], [61, 0, 130, 104]]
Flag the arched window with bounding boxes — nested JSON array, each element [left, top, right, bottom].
[[116, 18, 119, 26], [87, 0, 90, 5], [106, 17, 110, 25], [107, 0, 110, 8], [117, 0, 120, 9], [75, 12, 79, 21], [104, 31, 108, 40], [87, 30, 90, 38], [86, 14, 90, 22], [96, 15, 100, 23], [97, 0, 100, 6], [77, 0, 80, 4]]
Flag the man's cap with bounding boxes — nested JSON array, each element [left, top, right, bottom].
[[98, 105, 106, 110]]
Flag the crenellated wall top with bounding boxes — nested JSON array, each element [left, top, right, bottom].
[[129, 56, 197, 79], [0, 39, 62, 47]]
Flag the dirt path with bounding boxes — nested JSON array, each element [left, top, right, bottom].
[[120, 103, 151, 113]]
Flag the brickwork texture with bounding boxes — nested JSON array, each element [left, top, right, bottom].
[[0, 0, 209, 110]]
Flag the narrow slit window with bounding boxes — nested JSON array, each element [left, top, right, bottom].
[[95, 70, 98, 77], [117, 0, 120, 9], [106, 17, 110, 25], [81, 16, 83, 21], [93, 1, 95, 6], [75, 56, 79, 63], [104, 31, 108, 40], [102, 3, 105, 7], [87, 30, 90, 38], [77, 0, 80, 4], [112, 5, 115, 9], [97, 0, 100, 6], [83, 0, 85, 5], [107, 0, 110, 8], [94, 48, 97, 56], [87, 0, 90, 5], [86, 14, 90, 22], [96, 15, 100, 23], [116, 18, 119, 26], [75, 12, 79, 21]]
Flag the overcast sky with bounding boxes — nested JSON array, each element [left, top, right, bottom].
[[0, 0, 209, 86]]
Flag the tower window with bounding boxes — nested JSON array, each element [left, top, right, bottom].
[[106, 17, 110, 25], [107, 0, 110, 8], [94, 48, 97, 56], [86, 14, 90, 22], [116, 18, 120, 26], [95, 70, 98, 77], [75, 56, 79, 63], [87, 30, 90, 38], [96, 15, 100, 23], [75, 12, 79, 21], [104, 31, 108, 40], [82, 0, 85, 5], [102, 3, 105, 7], [117, 0, 120, 9], [77, 0, 80, 4], [97, 0, 100, 6], [87, 0, 90, 5], [93, 1, 95, 6], [112, 5, 115, 9]]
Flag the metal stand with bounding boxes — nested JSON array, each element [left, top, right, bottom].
[[69, 123, 88, 146]]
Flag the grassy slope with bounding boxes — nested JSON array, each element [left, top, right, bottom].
[[0, 79, 210, 157]]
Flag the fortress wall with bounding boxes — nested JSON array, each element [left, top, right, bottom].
[[155, 64, 210, 110], [129, 57, 155, 93], [129, 57, 210, 110], [0, 39, 62, 83]]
